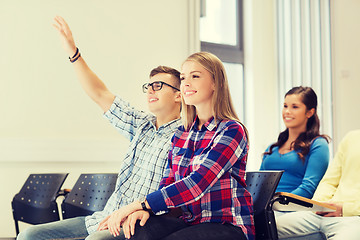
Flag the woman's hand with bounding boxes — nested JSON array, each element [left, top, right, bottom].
[[122, 210, 150, 239], [316, 202, 343, 217], [107, 201, 142, 237], [97, 215, 110, 231], [53, 16, 78, 57]]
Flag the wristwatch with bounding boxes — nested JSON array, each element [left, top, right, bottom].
[[139, 197, 148, 211]]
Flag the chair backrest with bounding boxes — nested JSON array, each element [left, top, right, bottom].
[[61, 173, 118, 219], [11, 173, 69, 235], [245, 171, 283, 240]]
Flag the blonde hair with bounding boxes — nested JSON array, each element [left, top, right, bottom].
[[181, 52, 247, 137]]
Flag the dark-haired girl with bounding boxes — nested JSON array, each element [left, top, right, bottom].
[[261, 86, 330, 198]]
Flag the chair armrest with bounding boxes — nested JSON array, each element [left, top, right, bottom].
[[271, 192, 336, 212], [57, 188, 71, 197]]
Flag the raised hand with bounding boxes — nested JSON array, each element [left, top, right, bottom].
[[52, 16, 115, 112], [53, 16, 78, 57]]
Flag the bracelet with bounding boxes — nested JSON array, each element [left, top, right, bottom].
[[70, 53, 81, 63], [69, 47, 81, 63], [69, 47, 79, 59]]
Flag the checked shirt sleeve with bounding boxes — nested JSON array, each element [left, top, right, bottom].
[[103, 96, 153, 141], [147, 123, 248, 213], [158, 136, 177, 190]]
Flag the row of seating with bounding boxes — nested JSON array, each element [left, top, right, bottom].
[[11, 173, 118, 235], [11, 171, 284, 239]]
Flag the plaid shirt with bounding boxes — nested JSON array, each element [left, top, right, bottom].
[[147, 117, 255, 240], [85, 96, 181, 234]]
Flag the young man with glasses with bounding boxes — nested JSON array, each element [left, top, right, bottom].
[[16, 16, 181, 240]]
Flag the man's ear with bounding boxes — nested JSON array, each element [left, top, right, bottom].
[[306, 108, 315, 118], [175, 91, 182, 103]]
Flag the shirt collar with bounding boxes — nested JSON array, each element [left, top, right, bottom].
[[155, 118, 182, 133], [191, 116, 217, 132]]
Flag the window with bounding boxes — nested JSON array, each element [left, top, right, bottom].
[[200, 0, 244, 120]]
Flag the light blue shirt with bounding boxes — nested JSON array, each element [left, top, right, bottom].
[[260, 137, 329, 198], [85, 96, 181, 234]]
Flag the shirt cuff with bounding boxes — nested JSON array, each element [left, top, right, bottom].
[[147, 190, 168, 214], [103, 96, 119, 118]]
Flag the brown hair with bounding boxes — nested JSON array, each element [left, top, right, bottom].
[[263, 86, 330, 162], [149, 66, 181, 89]]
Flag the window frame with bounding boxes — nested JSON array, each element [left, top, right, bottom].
[[200, 0, 244, 64]]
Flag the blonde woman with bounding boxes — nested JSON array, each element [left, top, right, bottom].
[[103, 52, 255, 240]]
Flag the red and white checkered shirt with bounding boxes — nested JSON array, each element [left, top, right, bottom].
[[147, 116, 255, 240]]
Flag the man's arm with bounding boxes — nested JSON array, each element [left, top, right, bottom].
[[53, 16, 115, 112], [313, 131, 360, 217]]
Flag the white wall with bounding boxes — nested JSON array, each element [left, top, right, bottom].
[[0, 0, 197, 236], [243, 0, 279, 170], [0, 0, 194, 163], [331, 0, 360, 147]]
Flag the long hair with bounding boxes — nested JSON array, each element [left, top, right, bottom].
[[264, 86, 330, 162], [181, 52, 248, 138]]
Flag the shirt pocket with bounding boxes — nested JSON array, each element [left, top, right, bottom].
[[171, 147, 188, 163], [171, 147, 192, 177]]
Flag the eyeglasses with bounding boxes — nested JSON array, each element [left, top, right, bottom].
[[142, 81, 180, 93]]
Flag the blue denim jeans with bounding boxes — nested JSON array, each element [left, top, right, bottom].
[[276, 211, 360, 240], [16, 216, 125, 240]]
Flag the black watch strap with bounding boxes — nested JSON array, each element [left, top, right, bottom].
[[141, 200, 148, 211]]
